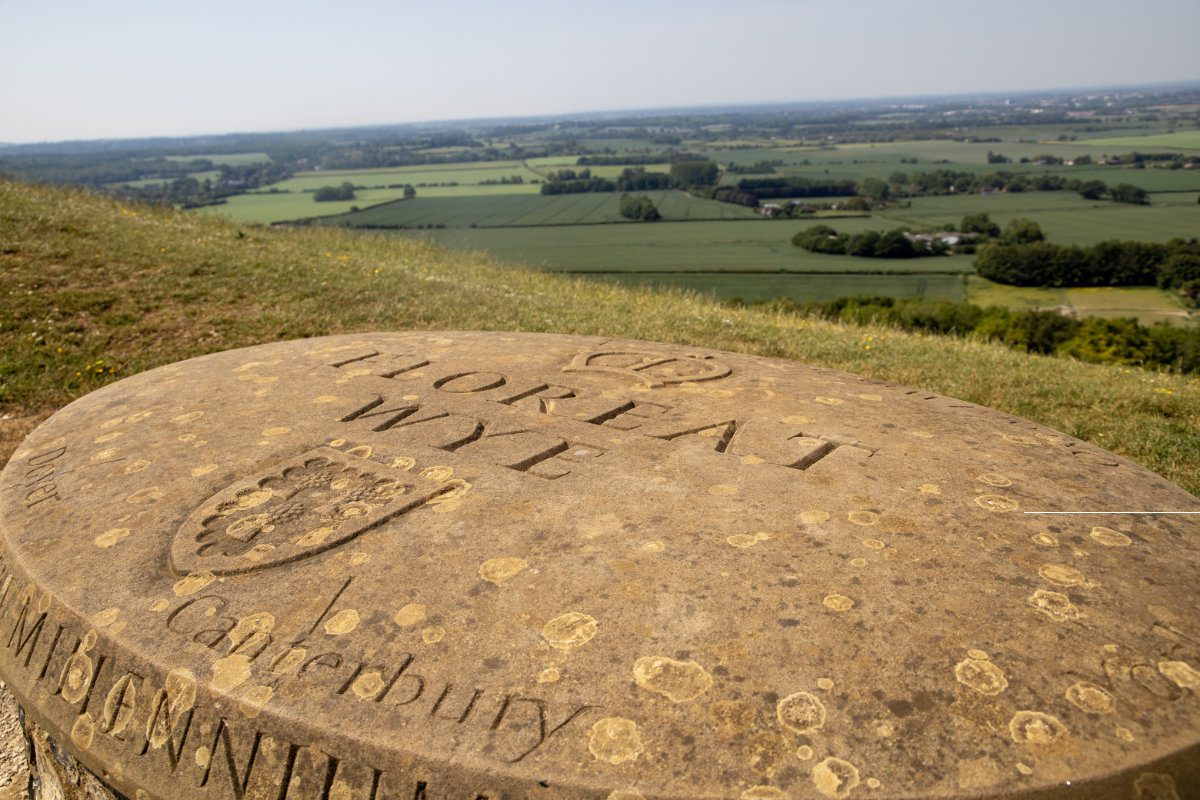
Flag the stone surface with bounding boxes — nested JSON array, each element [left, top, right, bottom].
[[0, 331, 1198, 800]]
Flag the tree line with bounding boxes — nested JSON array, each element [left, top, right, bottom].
[[976, 238, 1200, 296]]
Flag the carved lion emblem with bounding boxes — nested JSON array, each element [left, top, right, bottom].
[[171, 446, 462, 576]]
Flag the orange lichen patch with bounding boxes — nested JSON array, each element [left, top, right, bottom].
[[1038, 564, 1085, 587], [393, 603, 426, 627], [1090, 526, 1133, 547], [211, 653, 253, 692], [812, 757, 860, 799], [1027, 590, 1080, 622], [1065, 681, 1115, 714], [1158, 660, 1200, 689], [94, 527, 131, 548], [479, 556, 529, 585], [588, 717, 645, 764], [777, 692, 827, 734], [633, 656, 713, 702], [955, 657, 1008, 696], [323, 608, 360, 635], [542, 612, 598, 651], [975, 495, 1018, 512], [172, 571, 216, 597], [728, 532, 772, 548], [1009, 711, 1068, 745], [823, 594, 855, 612]]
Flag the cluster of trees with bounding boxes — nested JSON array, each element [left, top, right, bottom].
[[976, 238, 1200, 292], [576, 152, 700, 166], [792, 225, 944, 259], [615, 168, 672, 191], [116, 162, 292, 208], [736, 176, 858, 199], [313, 182, 356, 202], [478, 175, 525, 185], [540, 159, 721, 195], [867, 168, 1150, 200], [618, 194, 661, 222], [726, 159, 783, 174], [1075, 179, 1151, 204], [743, 296, 1200, 373]]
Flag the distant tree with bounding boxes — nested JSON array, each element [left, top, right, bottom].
[[1109, 183, 1149, 205], [619, 194, 661, 222], [1078, 180, 1107, 200], [960, 212, 1001, 238], [669, 160, 719, 188], [1001, 218, 1045, 245], [404, 184, 416, 199], [859, 176, 890, 202], [1072, 154, 1093, 166], [875, 229, 917, 259], [986, 150, 1011, 164], [314, 182, 355, 202]]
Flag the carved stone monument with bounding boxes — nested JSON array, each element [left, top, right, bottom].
[[1, 332, 1197, 800]]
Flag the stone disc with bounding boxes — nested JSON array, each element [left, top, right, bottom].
[[1, 332, 1197, 800]]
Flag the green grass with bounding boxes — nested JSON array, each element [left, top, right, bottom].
[[1081, 131, 1200, 150], [1, 178, 1197, 493], [270, 162, 543, 192], [164, 152, 271, 165], [966, 277, 1195, 327], [319, 191, 758, 229], [598, 273, 966, 303], [414, 221, 976, 274]]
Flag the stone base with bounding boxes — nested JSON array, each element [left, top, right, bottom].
[[15, 703, 116, 800]]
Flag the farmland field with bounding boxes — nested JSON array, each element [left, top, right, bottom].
[[164, 152, 271, 165], [268, 161, 543, 192], [966, 277, 1195, 327], [595, 273, 967, 303], [1081, 131, 1200, 149]]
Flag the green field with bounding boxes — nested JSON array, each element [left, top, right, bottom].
[[164, 152, 271, 165], [966, 277, 1194, 327], [1081, 131, 1200, 150], [598, 272, 966, 303], [271, 161, 543, 192], [321, 190, 759, 228], [414, 220, 975, 274]]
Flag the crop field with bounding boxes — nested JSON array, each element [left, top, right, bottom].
[[196, 188, 413, 223], [875, 191, 1200, 244], [595, 273, 966, 303], [322, 190, 758, 228], [966, 277, 1194, 327], [164, 152, 271, 165], [413, 221, 975, 275], [1081, 131, 1200, 150], [267, 161, 543, 192]]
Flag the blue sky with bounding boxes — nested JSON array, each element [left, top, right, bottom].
[[1, 0, 1198, 143]]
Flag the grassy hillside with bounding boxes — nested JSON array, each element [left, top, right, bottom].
[[1, 178, 1197, 493]]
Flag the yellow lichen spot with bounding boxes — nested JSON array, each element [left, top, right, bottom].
[[124, 459, 151, 474], [796, 745, 814, 761], [967, 648, 988, 660], [192, 464, 218, 477], [1065, 681, 1115, 714], [607, 792, 645, 800], [171, 411, 204, 424], [94, 430, 124, 444], [866, 779, 881, 790], [70, 712, 95, 750], [955, 657, 1008, 696], [126, 487, 163, 504], [709, 484, 738, 495], [849, 558, 867, 567], [324, 609, 360, 636], [975, 494, 1018, 512], [589, 717, 644, 764], [295, 526, 334, 547], [918, 483, 941, 495], [579, 512, 623, 539], [1030, 532, 1058, 547], [172, 571, 216, 597], [149, 598, 169, 612], [909, 430, 934, 438], [823, 594, 855, 612], [777, 692, 827, 734], [740, 454, 766, 465], [633, 656, 713, 703], [1158, 660, 1200, 689], [94, 608, 122, 627], [351, 671, 386, 700], [538, 667, 561, 684], [269, 648, 306, 675], [543, 612, 598, 651], [975, 473, 1012, 487], [782, 415, 813, 425], [814, 397, 844, 406], [393, 603, 426, 627], [90, 448, 120, 462], [1027, 590, 1080, 622], [479, 556, 529, 585], [728, 532, 771, 549], [349, 551, 370, 565], [641, 540, 665, 553], [1133, 773, 1179, 800], [1115, 726, 1135, 743], [343, 445, 372, 458], [800, 510, 830, 525], [94, 527, 131, 548], [420, 465, 454, 482], [857, 393, 882, 402], [1038, 564, 1085, 587], [312, 395, 341, 404], [1015, 763, 1033, 776], [211, 654, 252, 692], [1090, 526, 1133, 547], [328, 438, 347, 447], [817, 678, 834, 691], [812, 757, 860, 799], [232, 488, 273, 510], [422, 625, 446, 644], [391, 456, 416, 470], [862, 539, 885, 550], [741, 787, 789, 800], [238, 685, 274, 719], [847, 511, 878, 526], [1009, 711, 1068, 745]]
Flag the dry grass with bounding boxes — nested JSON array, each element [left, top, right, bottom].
[[1, 179, 1197, 493]]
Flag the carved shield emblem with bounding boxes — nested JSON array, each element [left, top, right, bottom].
[[171, 446, 462, 576], [565, 349, 732, 388]]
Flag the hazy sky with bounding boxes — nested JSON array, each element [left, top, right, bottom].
[[2, 0, 1198, 143]]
